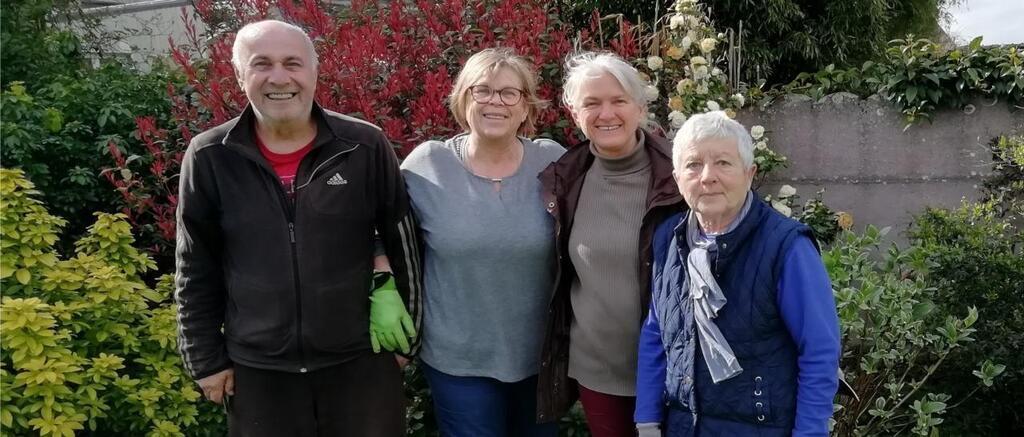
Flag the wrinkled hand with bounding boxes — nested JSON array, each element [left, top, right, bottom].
[[369, 272, 416, 354], [636, 423, 661, 437], [197, 368, 234, 404]]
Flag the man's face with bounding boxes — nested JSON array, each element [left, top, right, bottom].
[[234, 24, 317, 127]]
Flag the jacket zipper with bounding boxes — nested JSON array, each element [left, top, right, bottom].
[[290, 144, 360, 372], [261, 143, 361, 373]]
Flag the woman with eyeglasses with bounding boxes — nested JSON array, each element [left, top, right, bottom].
[[400, 48, 564, 437]]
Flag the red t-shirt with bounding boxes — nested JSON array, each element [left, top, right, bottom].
[[257, 135, 314, 201]]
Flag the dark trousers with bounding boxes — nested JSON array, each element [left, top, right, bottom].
[[229, 353, 404, 437], [422, 363, 558, 437], [577, 383, 638, 437]]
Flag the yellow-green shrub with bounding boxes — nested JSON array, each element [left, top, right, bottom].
[[0, 168, 224, 436]]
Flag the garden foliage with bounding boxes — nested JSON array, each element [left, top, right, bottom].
[[825, 226, 1004, 436], [781, 37, 1024, 124], [0, 0, 181, 246], [0, 169, 223, 436], [103, 0, 615, 261], [904, 142, 1024, 434]]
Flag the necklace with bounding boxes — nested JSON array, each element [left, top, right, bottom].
[[458, 140, 521, 183]]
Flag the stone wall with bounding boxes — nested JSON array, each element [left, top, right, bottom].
[[738, 93, 1023, 241]]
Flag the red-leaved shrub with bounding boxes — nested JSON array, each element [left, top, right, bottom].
[[107, 0, 641, 263]]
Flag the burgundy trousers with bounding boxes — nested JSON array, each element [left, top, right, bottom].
[[578, 383, 638, 437]]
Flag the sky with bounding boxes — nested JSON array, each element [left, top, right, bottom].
[[945, 0, 1024, 45]]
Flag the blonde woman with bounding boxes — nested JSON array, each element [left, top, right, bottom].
[[400, 48, 564, 437]]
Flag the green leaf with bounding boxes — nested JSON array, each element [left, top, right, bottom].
[[15, 268, 31, 284], [970, 36, 983, 51], [905, 86, 918, 103], [964, 306, 979, 328], [912, 300, 935, 318]]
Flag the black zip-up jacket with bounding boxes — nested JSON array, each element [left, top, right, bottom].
[[174, 104, 422, 380], [535, 131, 685, 421]]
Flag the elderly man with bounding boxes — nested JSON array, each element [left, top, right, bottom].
[[174, 20, 420, 436], [634, 111, 840, 436]]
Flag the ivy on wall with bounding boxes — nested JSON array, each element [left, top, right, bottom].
[[777, 37, 1023, 126]]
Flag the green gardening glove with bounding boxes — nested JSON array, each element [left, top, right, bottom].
[[369, 271, 417, 354]]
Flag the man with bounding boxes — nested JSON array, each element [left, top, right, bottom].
[[174, 20, 421, 436]]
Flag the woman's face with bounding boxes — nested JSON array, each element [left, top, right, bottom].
[[674, 136, 756, 229], [570, 72, 644, 158], [464, 67, 528, 143]]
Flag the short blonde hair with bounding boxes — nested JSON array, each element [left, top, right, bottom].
[[448, 48, 546, 136]]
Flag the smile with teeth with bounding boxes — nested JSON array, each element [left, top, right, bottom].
[[596, 125, 622, 131], [482, 113, 509, 119], [266, 92, 298, 100]]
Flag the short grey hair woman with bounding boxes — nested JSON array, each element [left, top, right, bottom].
[[634, 111, 841, 436], [400, 47, 565, 437], [536, 51, 685, 435]]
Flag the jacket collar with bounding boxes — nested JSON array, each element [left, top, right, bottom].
[[676, 192, 768, 259], [545, 129, 681, 207], [221, 102, 344, 160]]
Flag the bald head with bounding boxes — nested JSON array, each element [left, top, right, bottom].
[[232, 20, 319, 73]]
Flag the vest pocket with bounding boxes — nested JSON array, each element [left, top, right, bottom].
[[752, 374, 773, 424]]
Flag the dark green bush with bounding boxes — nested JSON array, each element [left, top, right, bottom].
[[1, 65, 179, 245], [907, 201, 1023, 434]]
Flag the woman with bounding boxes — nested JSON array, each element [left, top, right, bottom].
[[634, 111, 841, 436], [536, 51, 685, 436], [400, 48, 565, 437]]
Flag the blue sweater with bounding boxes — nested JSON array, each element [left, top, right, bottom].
[[635, 205, 840, 436]]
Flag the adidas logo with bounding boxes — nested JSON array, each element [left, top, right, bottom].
[[326, 173, 348, 186]]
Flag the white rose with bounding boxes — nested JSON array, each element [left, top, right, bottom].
[[700, 38, 717, 53], [772, 200, 793, 217], [712, 67, 723, 77], [688, 16, 700, 28], [690, 56, 707, 66], [680, 36, 693, 49], [687, 30, 698, 41], [693, 65, 709, 79], [751, 125, 765, 139], [676, 78, 694, 93], [706, 100, 720, 111], [669, 110, 688, 128], [717, 32, 726, 39], [670, 15, 687, 30], [647, 56, 664, 71], [778, 184, 797, 198], [755, 140, 768, 150], [732, 93, 745, 107], [644, 85, 659, 102], [695, 83, 708, 95]]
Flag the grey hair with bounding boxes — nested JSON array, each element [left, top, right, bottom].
[[672, 111, 755, 169], [231, 20, 319, 71], [561, 51, 650, 110]]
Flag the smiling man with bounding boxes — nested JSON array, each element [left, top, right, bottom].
[[174, 20, 421, 436]]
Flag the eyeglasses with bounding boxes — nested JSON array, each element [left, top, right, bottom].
[[468, 85, 524, 106]]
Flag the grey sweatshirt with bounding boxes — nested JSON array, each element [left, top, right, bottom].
[[401, 134, 565, 381]]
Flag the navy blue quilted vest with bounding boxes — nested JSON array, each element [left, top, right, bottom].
[[651, 197, 814, 436]]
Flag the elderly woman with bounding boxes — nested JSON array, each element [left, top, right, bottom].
[[633, 111, 841, 436], [536, 52, 684, 436], [400, 48, 564, 437]]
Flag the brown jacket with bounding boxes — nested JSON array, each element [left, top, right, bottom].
[[535, 130, 685, 422]]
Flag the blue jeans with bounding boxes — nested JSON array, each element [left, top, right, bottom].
[[422, 363, 558, 437]]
